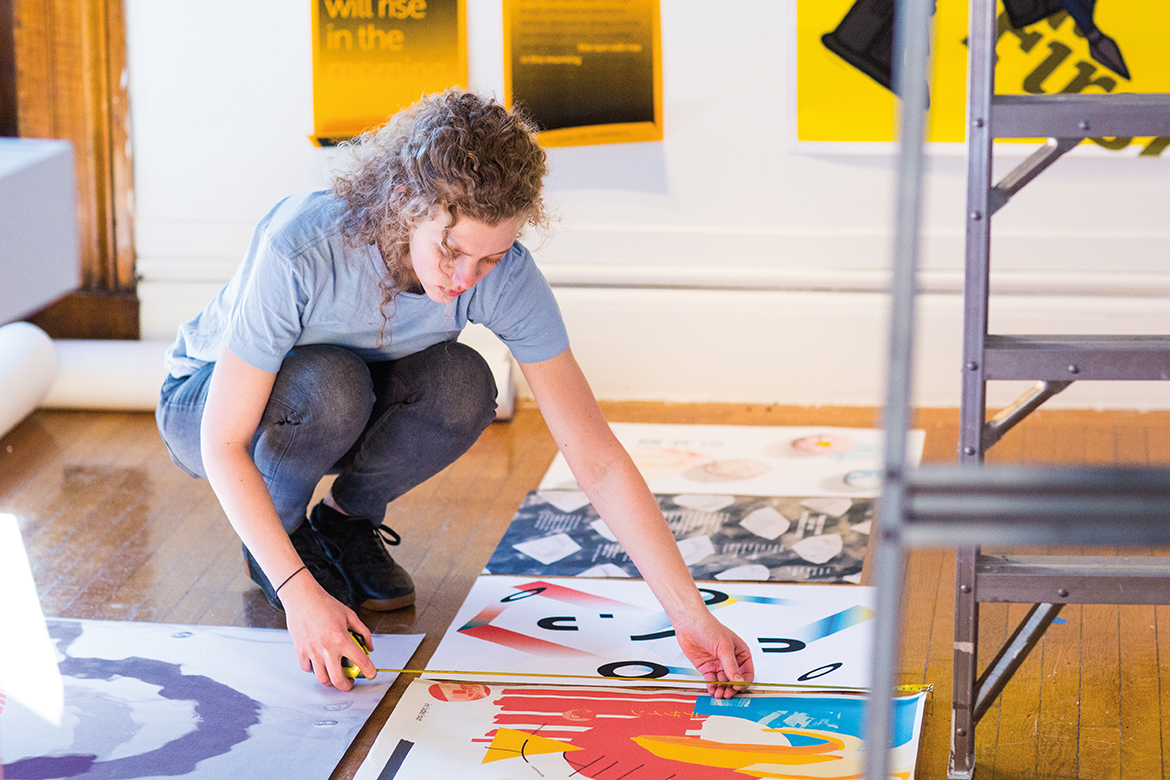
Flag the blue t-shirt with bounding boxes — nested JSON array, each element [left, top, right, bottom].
[[165, 190, 570, 378]]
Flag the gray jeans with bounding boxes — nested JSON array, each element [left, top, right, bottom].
[[156, 341, 497, 531]]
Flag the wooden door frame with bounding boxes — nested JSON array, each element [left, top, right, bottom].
[[1, 0, 16, 137], [14, 0, 137, 338]]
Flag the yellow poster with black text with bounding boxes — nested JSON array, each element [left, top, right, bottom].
[[311, 0, 466, 145], [504, 0, 662, 147], [799, 0, 1170, 155]]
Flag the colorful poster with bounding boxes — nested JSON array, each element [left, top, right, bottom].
[[0, 619, 424, 779], [485, 490, 873, 584], [799, 0, 1170, 154], [311, 0, 466, 145], [538, 424, 924, 498], [426, 576, 876, 690], [353, 680, 928, 780], [503, 0, 662, 146]]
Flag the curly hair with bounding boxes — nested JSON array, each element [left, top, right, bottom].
[[331, 89, 549, 321]]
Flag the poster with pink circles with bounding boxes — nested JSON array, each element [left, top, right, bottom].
[[538, 424, 924, 498]]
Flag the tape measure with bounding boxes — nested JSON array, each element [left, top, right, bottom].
[[341, 631, 374, 679], [340, 632, 932, 693]]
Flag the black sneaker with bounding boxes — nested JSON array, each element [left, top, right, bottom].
[[308, 501, 416, 611], [244, 522, 354, 612]]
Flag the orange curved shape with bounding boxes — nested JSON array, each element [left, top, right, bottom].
[[631, 732, 846, 769], [736, 771, 863, 780]]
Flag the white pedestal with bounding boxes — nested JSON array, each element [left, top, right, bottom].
[[0, 138, 79, 324]]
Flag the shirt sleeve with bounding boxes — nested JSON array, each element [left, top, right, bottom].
[[470, 243, 570, 364], [224, 230, 308, 373]]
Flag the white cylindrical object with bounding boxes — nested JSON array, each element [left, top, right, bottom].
[[0, 322, 57, 440], [40, 340, 170, 411]]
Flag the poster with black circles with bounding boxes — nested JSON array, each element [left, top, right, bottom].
[[426, 576, 875, 690]]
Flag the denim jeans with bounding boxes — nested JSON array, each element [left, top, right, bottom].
[[156, 341, 498, 531]]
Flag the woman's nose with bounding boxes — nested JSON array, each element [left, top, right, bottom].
[[452, 258, 477, 288]]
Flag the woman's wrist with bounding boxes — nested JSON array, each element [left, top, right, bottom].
[[275, 565, 308, 594], [656, 585, 714, 631], [276, 568, 325, 605]]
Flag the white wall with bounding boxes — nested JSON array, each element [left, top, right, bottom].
[[126, 1, 1170, 411]]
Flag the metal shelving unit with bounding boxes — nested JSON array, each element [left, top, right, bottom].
[[866, 1, 1170, 778]]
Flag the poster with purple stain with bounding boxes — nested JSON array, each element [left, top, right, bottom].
[[484, 491, 873, 584], [426, 576, 876, 690], [537, 424, 925, 498], [0, 619, 423, 780]]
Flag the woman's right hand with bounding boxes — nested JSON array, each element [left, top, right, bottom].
[[199, 347, 377, 689], [280, 575, 376, 690]]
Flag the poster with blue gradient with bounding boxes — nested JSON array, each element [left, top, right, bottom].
[[0, 619, 423, 780], [353, 680, 927, 780], [426, 576, 877, 689]]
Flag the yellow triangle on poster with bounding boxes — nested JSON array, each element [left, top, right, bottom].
[[483, 727, 583, 764]]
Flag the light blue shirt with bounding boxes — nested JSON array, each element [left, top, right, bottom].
[[165, 191, 570, 378]]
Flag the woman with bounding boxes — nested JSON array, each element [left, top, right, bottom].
[[157, 88, 754, 696]]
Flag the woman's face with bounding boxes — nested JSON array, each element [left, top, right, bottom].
[[407, 208, 523, 304]]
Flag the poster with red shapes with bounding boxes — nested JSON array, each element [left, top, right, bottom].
[[352, 680, 927, 779]]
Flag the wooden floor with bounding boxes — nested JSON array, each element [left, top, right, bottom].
[[3, 402, 1169, 779]]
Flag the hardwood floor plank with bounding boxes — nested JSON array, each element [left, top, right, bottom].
[[1075, 420, 1122, 780], [1118, 602, 1161, 779], [973, 601, 1008, 779], [1037, 603, 1082, 780], [911, 549, 958, 780], [1157, 603, 1170, 775], [993, 602, 1049, 780], [0, 413, 102, 499], [1112, 420, 1163, 780]]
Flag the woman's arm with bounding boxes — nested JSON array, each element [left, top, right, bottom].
[[519, 348, 755, 697], [201, 345, 375, 687]]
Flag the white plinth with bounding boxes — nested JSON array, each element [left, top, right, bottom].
[[0, 138, 79, 325]]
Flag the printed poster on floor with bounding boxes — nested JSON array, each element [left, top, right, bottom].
[[0, 619, 424, 780], [538, 423, 925, 498], [504, 0, 662, 146], [799, 0, 1170, 155], [353, 679, 928, 780], [485, 490, 873, 584], [426, 575, 877, 690], [311, 0, 467, 145]]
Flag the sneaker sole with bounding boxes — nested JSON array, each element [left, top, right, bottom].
[[360, 591, 416, 611]]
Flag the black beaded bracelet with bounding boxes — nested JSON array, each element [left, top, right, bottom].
[[275, 565, 308, 594]]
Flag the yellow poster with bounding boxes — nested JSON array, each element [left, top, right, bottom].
[[503, 0, 663, 147], [798, 0, 1170, 155], [311, 0, 467, 145]]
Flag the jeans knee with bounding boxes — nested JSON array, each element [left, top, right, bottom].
[[386, 341, 497, 436], [432, 341, 498, 430], [265, 346, 375, 439]]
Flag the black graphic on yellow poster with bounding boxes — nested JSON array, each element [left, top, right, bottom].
[[311, 0, 466, 145], [799, 0, 1170, 155], [504, 0, 662, 147]]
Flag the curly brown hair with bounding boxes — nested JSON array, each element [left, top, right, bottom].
[[332, 89, 549, 317]]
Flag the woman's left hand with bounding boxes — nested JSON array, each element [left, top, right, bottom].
[[673, 611, 755, 699], [518, 349, 756, 698]]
